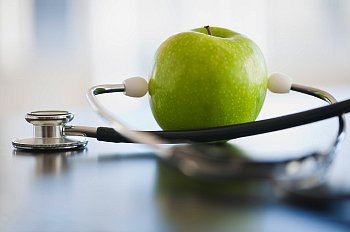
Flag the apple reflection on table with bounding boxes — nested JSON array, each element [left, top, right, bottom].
[[94, 142, 274, 232], [153, 142, 274, 232]]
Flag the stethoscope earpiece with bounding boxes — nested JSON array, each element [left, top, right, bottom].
[[123, 77, 148, 98], [268, 73, 293, 93]]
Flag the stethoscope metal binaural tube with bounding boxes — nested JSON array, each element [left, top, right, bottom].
[[73, 82, 350, 145], [83, 80, 347, 182]]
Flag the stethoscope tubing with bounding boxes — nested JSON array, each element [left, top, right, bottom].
[[66, 95, 350, 144]]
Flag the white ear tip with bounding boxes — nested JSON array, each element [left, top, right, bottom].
[[123, 77, 148, 97], [268, 73, 293, 93]]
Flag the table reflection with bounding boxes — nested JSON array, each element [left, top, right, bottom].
[[13, 149, 86, 176]]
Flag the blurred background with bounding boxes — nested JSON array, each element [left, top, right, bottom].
[[0, 0, 350, 118]]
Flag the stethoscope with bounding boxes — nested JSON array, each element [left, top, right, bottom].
[[12, 73, 350, 200]]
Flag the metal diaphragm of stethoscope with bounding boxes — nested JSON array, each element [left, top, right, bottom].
[[12, 73, 350, 200]]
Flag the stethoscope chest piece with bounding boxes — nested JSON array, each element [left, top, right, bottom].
[[12, 110, 88, 151]]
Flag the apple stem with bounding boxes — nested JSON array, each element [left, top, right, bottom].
[[204, 25, 212, 36]]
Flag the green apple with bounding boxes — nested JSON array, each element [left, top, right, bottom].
[[149, 26, 268, 130]]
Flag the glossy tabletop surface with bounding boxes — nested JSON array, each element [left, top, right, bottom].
[[1, 87, 350, 232]]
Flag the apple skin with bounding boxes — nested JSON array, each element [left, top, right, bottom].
[[149, 27, 268, 130]]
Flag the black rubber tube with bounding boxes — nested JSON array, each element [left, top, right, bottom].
[[96, 99, 350, 143]]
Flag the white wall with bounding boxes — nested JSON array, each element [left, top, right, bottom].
[[266, 0, 350, 85], [86, 0, 350, 86]]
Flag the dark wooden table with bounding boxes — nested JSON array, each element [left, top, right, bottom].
[[1, 87, 350, 232]]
